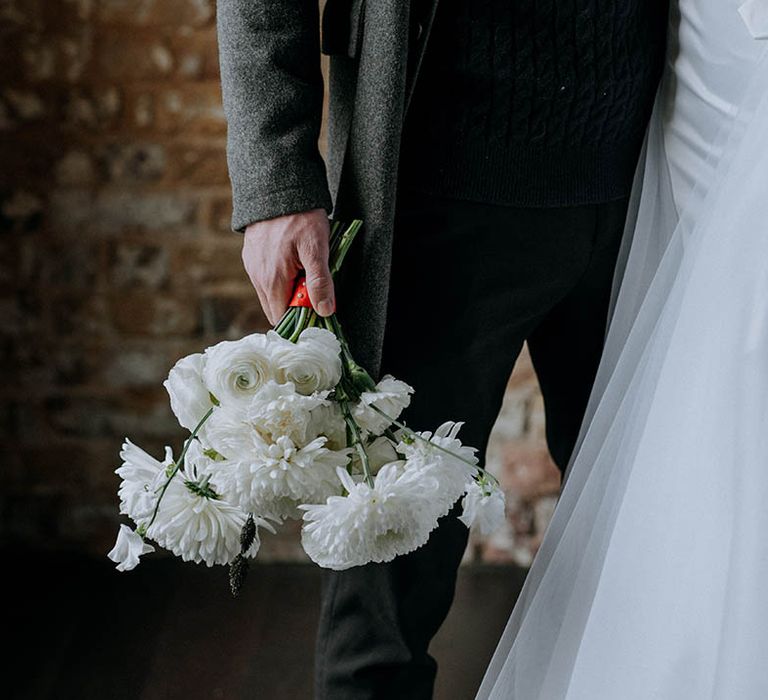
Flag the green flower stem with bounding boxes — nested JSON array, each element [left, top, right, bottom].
[[274, 307, 297, 336], [366, 403, 502, 489], [144, 405, 216, 534], [272, 219, 362, 343], [288, 306, 309, 342], [340, 397, 374, 488], [329, 220, 363, 277]]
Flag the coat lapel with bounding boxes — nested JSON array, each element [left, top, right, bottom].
[[403, 0, 440, 116]]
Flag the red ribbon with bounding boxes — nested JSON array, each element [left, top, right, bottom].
[[288, 274, 336, 312]]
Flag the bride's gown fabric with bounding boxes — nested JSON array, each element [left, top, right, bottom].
[[476, 1, 768, 698]]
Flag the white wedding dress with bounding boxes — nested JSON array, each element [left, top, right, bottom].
[[476, 1, 768, 698]]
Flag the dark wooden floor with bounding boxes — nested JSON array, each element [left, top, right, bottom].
[[6, 546, 526, 700]]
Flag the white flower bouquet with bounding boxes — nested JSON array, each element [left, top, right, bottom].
[[108, 220, 506, 595]]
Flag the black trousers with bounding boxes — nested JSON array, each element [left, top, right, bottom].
[[314, 188, 630, 699]]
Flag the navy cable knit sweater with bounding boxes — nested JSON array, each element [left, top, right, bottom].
[[398, 0, 670, 206]]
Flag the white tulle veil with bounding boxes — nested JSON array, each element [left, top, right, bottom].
[[476, 1, 768, 697]]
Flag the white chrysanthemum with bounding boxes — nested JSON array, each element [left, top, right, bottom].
[[107, 524, 155, 571], [146, 447, 276, 567], [202, 333, 275, 409], [163, 353, 214, 432], [245, 379, 332, 444], [201, 380, 331, 458], [306, 400, 347, 451], [210, 434, 353, 520], [349, 435, 401, 475], [298, 464, 442, 570], [199, 404, 258, 461], [352, 374, 414, 436], [115, 438, 173, 522], [458, 478, 506, 535], [266, 327, 342, 395], [395, 420, 480, 519]]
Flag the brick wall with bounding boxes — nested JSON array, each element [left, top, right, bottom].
[[1, 0, 560, 568]]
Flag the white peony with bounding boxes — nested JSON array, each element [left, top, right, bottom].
[[352, 374, 414, 436], [108, 524, 155, 571], [146, 446, 276, 567], [163, 353, 214, 432], [395, 421, 480, 520], [267, 327, 342, 395], [210, 434, 353, 520], [458, 478, 506, 535], [298, 463, 442, 570], [202, 333, 275, 409], [115, 438, 173, 522]]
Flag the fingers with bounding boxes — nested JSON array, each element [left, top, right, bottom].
[[264, 266, 294, 326], [242, 229, 288, 326], [241, 208, 334, 327], [296, 223, 335, 317]]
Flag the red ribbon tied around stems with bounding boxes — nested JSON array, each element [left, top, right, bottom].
[[288, 274, 336, 312]]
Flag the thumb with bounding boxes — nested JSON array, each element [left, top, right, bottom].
[[297, 237, 336, 317]]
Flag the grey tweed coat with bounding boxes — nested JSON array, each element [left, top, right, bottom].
[[216, 0, 440, 381]]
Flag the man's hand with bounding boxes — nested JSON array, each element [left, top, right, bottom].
[[241, 208, 335, 326]]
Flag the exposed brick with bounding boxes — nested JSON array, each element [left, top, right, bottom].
[[152, 83, 226, 135], [205, 195, 236, 235], [95, 33, 176, 81], [110, 291, 200, 337], [164, 143, 229, 186], [49, 294, 111, 336], [0, 190, 44, 234], [97, 142, 167, 184], [54, 149, 97, 186], [108, 241, 170, 290], [48, 190, 198, 234], [96, 0, 215, 28], [498, 442, 561, 501], [59, 85, 122, 130], [172, 240, 246, 292], [4, 0, 562, 566], [200, 293, 268, 338], [40, 240, 103, 289], [169, 27, 221, 80]]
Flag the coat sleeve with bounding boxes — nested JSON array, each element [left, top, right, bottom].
[[216, 1, 334, 233]]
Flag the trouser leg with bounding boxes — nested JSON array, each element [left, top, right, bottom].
[[314, 191, 627, 699], [526, 196, 630, 472]]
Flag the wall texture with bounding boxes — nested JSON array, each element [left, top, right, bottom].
[[1, 0, 561, 568]]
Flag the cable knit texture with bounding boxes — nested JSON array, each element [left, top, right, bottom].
[[399, 0, 669, 206]]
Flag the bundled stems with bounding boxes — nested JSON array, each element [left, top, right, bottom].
[[144, 218, 498, 545]]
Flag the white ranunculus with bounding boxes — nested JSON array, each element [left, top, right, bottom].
[[395, 421, 480, 520], [458, 478, 506, 535], [146, 448, 276, 567], [245, 380, 332, 445], [267, 327, 342, 395], [352, 375, 414, 436], [210, 434, 353, 520], [116, 439, 173, 522], [163, 353, 214, 432], [202, 333, 275, 409], [108, 524, 155, 571], [298, 463, 442, 570]]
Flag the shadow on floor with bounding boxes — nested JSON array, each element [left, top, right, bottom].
[[7, 545, 526, 700]]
